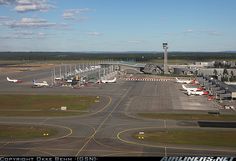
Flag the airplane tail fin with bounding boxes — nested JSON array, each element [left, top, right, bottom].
[[6, 77, 10, 81], [187, 89, 191, 95], [182, 84, 187, 90], [175, 77, 180, 82], [204, 91, 209, 95]]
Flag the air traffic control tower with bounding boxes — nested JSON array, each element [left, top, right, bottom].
[[163, 42, 168, 74]]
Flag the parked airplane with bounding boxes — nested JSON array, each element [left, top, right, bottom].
[[191, 79, 200, 85], [66, 79, 73, 83], [85, 67, 90, 71], [6, 77, 22, 83], [32, 80, 49, 87], [90, 65, 101, 69], [187, 89, 209, 96], [175, 77, 193, 84], [101, 77, 117, 83], [55, 77, 63, 81], [75, 68, 84, 74], [207, 95, 215, 101], [182, 84, 204, 92]]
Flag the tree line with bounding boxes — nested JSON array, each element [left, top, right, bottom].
[[0, 51, 236, 61]]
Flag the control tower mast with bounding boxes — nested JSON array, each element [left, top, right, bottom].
[[163, 42, 168, 74]]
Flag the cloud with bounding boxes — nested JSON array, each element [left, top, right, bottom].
[[0, 31, 48, 39], [86, 32, 102, 36], [14, 30, 34, 35], [7, 17, 56, 28], [182, 29, 222, 36], [181, 29, 194, 36], [1, 17, 68, 30], [0, 35, 32, 39], [0, 0, 53, 12], [184, 29, 194, 33], [37, 32, 47, 38], [197, 30, 223, 36], [0, 16, 12, 26], [0, 0, 14, 5], [0, 16, 9, 20], [127, 40, 142, 44], [63, 8, 92, 21], [0, 16, 10, 25], [207, 31, 222, 36]]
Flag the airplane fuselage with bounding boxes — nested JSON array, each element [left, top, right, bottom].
[[33, 80, 49, 87], [7, 77, 22, 83], [182, 85, 204, 92], [101, 77, 117, 83], [187, 90, 209, 96]]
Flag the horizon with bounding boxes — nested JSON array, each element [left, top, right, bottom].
[[1, 51, 236, 53], [0, 0, 236, 52]]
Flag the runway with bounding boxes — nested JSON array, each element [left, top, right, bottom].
[[0, 69, 235, 156]]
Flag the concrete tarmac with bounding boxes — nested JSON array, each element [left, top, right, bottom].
[[0, 69, 235, 156]]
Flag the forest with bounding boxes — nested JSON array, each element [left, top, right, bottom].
[[0, 51, 236, 61]]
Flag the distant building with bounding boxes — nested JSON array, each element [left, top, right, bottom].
[[173, 67, 196, 75], [214, 60, 236, 68], [143, 64, 163, 74], [194, 61, 214, 67], [198, 68, 224, 76], [198, 68, 236, 76], [197, 76, 236, 100]]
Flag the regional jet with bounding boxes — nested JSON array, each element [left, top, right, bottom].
[[90, 65, 101, 70], [32, 80, 49, 87], [175, 77, 193, 84], [191, 79, 200, 85], [182, 84, 204, 92], [187, 89, 209, 96], [55, 77, 63, 81], [101, 77, 117, 83], [75, 68, 84, 74], [6, 77, 23, 83]]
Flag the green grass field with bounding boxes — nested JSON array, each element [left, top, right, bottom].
[[133, 129, 236, 148], [138, 113, 236, 121], [0, 124, 58, 140], [0, 94, 97, 117]]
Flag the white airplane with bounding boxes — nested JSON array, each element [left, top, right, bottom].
[[90, 65, 101, 69], [182, 84, 204, 92], [85, 67, 90, 71], [187, 89, 209, 96], [32, 80, 49, 87], [96, 80, 102, 84], [55, 77, 63, 81], [191, 79, 200, 85], [101, 77, 117, 83], [175, 77, 193, 84], [75, 69, 80, 74], [66, 79, 73, 83], [75, 68, 84, 74], [6, 77, 23, 83]]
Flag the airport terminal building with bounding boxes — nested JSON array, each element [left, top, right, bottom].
[[197, 76, 236, 100]]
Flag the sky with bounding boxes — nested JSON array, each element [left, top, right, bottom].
[[0, 0, 236, 52]]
